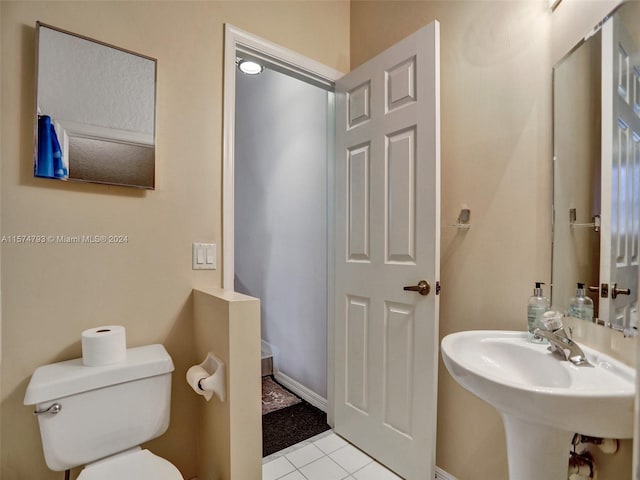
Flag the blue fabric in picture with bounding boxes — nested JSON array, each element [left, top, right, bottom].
[[50, 123, 67, 179], [36, 115, 54, 178]]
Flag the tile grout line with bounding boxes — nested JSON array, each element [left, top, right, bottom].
[[269, 446, 378, 480], [264, 430, 441, 480], [263, 430, 334, 464]]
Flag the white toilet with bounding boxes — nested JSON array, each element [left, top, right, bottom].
[[24, 344, 184, 479]]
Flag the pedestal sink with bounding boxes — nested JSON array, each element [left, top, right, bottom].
[[441, 330, 635, 480]]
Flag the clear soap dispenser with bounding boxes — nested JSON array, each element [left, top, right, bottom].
[[567, 282, 594, 322], [527, 282, 550, 343]]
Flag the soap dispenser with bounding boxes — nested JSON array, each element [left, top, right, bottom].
[[527, 282, 550, 343], [567, 282, 594, 322]]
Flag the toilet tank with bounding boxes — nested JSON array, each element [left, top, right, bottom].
[[24, 344, 175, 471]]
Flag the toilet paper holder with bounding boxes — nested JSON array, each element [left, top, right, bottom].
[[186, 352, 226, 402]]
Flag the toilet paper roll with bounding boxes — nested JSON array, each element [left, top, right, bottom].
[[186, 365, 214, 401], [81, 325, 127, 366]]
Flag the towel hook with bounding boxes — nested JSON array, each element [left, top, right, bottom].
[[450, 208, 471, 229]]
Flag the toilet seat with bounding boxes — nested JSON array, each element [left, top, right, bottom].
[[77, 448, 183, 480]]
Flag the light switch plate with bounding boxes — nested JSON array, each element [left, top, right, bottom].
[[193, 243, 216, 270]]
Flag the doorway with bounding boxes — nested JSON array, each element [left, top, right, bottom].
[[223, 24, 342, 456], [234, 50, 333, 455], [234, 55, 330, 395]]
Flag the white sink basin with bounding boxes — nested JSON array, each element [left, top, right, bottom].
[[441, 330, 635, 479]]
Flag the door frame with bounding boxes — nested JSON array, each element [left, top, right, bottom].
[[222, 24, 343, 423]]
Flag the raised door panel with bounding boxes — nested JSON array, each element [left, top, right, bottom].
[[346, 296, 370, 413], [386, 128, 416, 264], [348, 145, 371, 262], [383, 301, 415, 437]]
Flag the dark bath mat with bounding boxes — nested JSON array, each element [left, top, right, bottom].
[[262, 400, 331, 457], [262, 376, 302, 415]]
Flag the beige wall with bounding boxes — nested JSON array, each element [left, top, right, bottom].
[[0, 1, 348, 479], [350, 0, 629, 479]]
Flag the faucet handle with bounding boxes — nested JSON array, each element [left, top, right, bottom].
[[541, 310, 564, 332]]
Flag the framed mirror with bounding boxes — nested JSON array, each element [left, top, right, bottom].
[[34, 22, 157, 189], [552, 1, 639, 331]]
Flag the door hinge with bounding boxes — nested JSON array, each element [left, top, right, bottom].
[[435, 281, 441, 295]]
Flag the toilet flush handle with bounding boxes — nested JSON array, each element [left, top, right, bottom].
[[34, 402, 61, 416]]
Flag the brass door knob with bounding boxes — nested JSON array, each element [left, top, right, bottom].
[[612, 284, 631, 299], [403, 280, 430, 296]]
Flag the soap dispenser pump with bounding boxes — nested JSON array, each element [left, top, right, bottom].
[[528, 282, 550, 343], [567, 282, 594, 322]]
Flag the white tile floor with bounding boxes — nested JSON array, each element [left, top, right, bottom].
[[262, 431, 403, 480]]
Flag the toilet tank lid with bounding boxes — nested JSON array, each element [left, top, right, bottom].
[[24, 344, 175, 406]]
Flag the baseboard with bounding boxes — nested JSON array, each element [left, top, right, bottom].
[[273, 370, 328, 413], [435, 466, 458, 480]]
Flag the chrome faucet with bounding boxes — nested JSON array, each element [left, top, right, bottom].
[[533, 329, 592, 366], [534, 311, 592, 366]]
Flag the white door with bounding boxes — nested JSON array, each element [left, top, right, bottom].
[[600, 15, 639, 329], [334, 22, 440, 479]]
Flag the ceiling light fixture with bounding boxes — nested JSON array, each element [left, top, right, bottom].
[[237, 59, 264, 75]]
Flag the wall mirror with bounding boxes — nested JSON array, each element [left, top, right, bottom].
[[34, 22, 157, 189], [552, 1, 639, 332]]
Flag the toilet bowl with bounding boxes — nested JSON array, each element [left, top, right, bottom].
[[24, 344, 183, 478]]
